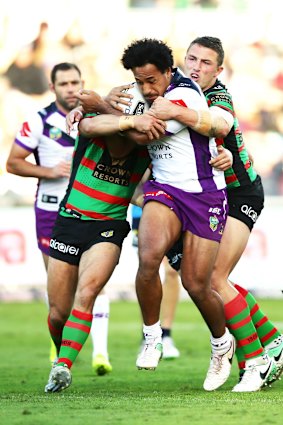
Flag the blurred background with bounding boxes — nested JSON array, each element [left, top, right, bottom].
[[0, 0, 282, 299]]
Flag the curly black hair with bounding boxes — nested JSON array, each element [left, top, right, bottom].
[[121, 38, 174, 73]]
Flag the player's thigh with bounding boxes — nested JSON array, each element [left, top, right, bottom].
[[181, 231, 219, 285], [78, 242, 121, 293], [139, 201, 181, 257], [47, 257, 78, 311], [213, 216, 250, 281]]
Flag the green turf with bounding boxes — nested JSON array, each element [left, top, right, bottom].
[[0, 299, 282, 425]]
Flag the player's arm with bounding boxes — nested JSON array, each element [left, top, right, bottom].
[[104, 84, 134, 111], [67, 86, 134, 133], [79, 113, 166, 141], [66, 90, 115, 133], [209, 145, 233, 171], [149, 96, 233, 138], [130, 167, 151, 207], [6, 143, 71, 179]]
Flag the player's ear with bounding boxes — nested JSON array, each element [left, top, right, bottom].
[[215, 66, 223, 78], [49, 83, 55, 93], [165, 68, 171, 81]]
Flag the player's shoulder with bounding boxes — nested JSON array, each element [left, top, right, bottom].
[[170, 68, 202, 95], [38, 102, 57, 120], [205, 80, 233, 108]]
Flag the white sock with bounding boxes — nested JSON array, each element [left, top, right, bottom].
[[210, 328, 232, 355], [143, 321, 162, 342], [91, 294, 110, 359]]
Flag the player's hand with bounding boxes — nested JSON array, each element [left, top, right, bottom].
[[134, 114, 166, 140], [149, 96, 176, 120], [50, 160, 71, 178], [247, 149, 254, 166], [66, 107, 83, 134], [105, 84, 134, 111], [74, 89, 104, 113], [209, 145, 233, 171]]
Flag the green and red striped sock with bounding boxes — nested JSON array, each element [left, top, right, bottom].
[[224, 293, 264, 364], [57, 309, 93, 369], [235, 284, 281, 347]]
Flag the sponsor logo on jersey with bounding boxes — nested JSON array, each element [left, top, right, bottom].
[[49, 127, 62, 140], [209, 215, 219, 232], [209, 93, 232, 106], [50, 238, 79, 256], [241, 205, 258, 223], [100, 230, 114, 238]]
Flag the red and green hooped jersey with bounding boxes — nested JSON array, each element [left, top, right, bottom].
[[60, 131, 150, 221], [204, 80, 257, 189]]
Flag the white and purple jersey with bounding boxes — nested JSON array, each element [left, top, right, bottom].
[[14, 102, 77, 211], [148, 68, 226, 193]]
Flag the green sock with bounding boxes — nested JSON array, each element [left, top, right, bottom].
[[235, 284, 281, 346], [224, 293, 264, 361], [57, 309, 93, 369]]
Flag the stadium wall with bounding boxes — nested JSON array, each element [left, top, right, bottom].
[[0, 197, 282, 301]]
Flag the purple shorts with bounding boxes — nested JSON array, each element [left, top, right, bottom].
[[143, 180, 228, 242], [35, 206, 58, 255]]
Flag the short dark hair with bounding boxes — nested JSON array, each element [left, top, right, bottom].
[[121, 38, 174, 73], [50, 62, 81, 84], [187, 36, 224, 66]]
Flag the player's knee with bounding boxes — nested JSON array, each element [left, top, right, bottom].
[[49, 308, 68, 330], [182, 279, 209, 303], [138, 252, 161, 275], [76, 283, 101, 308]]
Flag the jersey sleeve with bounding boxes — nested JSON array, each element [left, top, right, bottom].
[[206, 89, 234, 115], [164, 86, 206, 135], [210, 105, 234, 129], [14, 112, 43, 152]]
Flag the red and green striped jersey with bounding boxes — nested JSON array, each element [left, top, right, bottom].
[[60, 131, 150, 221], [204, 80, 257, 189]]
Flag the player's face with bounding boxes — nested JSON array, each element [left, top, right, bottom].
[[51, 69, 84, 113], [184, 43, 223, 91], [132, 64, 171, 105]]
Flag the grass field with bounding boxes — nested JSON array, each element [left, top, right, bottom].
[[0, 299, 282, 425]]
